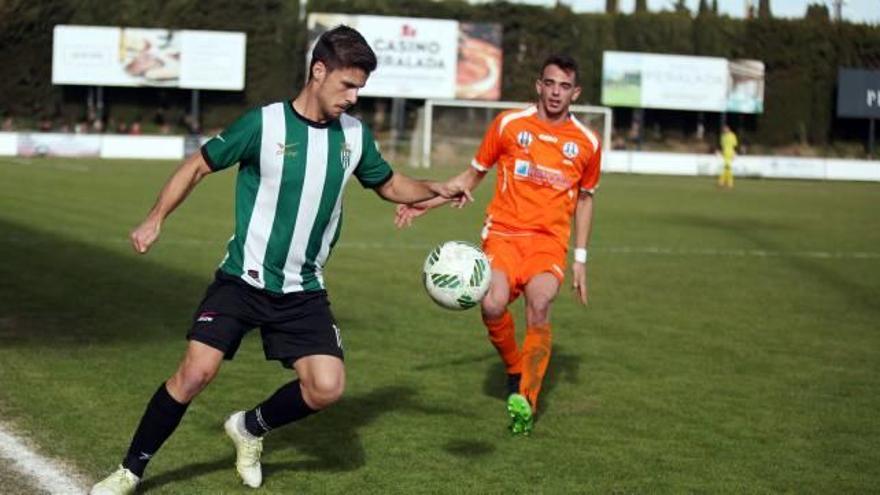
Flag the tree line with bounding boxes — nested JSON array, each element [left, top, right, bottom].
[[1, 0, 878, 149]]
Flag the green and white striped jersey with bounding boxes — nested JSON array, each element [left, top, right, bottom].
[[201, 101, 393, 294]]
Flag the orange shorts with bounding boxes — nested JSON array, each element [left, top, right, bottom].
[[482, 231, 567, 301]]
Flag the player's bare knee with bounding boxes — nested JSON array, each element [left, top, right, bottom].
[[481, 293, 507, 321], [301, 375, 344, 409], [170, 366, 216, 401], [526, 299, 552, 325]]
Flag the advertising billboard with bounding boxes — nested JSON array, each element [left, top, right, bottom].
[[52, 25, 246, 91], [307, 14, 502, 100], [837, 68, 880, 119], [601, 51, 764, 113], [456, 22, 503, 100]]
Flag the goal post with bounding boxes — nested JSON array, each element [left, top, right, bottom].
[[417, 99, 612, 168]]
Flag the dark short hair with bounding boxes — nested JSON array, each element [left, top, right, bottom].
[[540, 54, 579, 84], [310, 25, 377, 79]]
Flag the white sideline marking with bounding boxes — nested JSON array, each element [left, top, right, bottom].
[[337, 242, 880, 260], [0, 422, 88, 494]]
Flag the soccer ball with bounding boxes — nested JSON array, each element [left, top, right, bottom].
[[423, 241, 491, 310]]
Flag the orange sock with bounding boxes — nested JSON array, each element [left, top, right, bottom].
[[521, 323, 552, 410], [483, 310, 521, 375]]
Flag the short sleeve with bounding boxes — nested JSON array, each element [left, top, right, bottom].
[[355, 125, 393, 188], [201, 108, 262, 171], [579, 140, 602, 194], [471, 113, 504, 172]]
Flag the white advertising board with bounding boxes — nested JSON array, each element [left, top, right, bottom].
[[307, 14, 460, 99], [52, 25, 246, 90], [602, 51, 764, 113]]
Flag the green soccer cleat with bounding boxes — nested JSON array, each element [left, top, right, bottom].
[[506, 393, 534, 436]]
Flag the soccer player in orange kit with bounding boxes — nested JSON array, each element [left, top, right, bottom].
[[396, 54, 602, 435]]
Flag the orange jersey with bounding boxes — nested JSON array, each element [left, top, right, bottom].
[[472, 106, 602, 249]]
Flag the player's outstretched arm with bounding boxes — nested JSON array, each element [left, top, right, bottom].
[[130, 151, 214, 254], [571, 190, 595, 305], [393, 167, 486, 228], [375, 171, 474, 207]]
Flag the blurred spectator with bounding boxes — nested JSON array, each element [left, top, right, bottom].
[[39, 116, 53, 132], [92, 119, 105, 133], [153, 108, 166, 127], [154, 108, 172, 134], [1, 114, 13, 131], [75, 119, 89, 134], [116, 120, 129, 134], [130, 119, 142, 135], [181, 114, 200, 135]]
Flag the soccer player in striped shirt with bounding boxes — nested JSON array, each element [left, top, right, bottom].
[[90, 26, 472, 494], [396, 55, 602, 436]]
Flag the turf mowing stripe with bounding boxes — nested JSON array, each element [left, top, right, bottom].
[[0, 423, 87, 494], [3, 234, 880, 260]]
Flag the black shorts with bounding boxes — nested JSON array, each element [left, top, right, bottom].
[[187, 270, 344, 368]]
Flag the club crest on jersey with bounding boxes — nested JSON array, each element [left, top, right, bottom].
[[562, 142, 579, 158], [276, 142, 297, 158], [341, 143, 352, 169], [517, 131, 533, 148]]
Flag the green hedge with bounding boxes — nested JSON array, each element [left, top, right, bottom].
[[1, 0, 878, 146]]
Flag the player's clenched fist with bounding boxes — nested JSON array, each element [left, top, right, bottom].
[[130, 219, 161, 254]]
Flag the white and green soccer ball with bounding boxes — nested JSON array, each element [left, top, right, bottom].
[[423, 241, 491, 310]]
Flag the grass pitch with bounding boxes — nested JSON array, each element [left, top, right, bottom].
[[0, 156, 878, 493]]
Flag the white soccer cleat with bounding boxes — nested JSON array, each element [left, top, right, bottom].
[[90, 465, 139, 495], [224, 411, 263, 488]]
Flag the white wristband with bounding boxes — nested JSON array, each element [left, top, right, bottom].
[[574, 248, 588, 263]]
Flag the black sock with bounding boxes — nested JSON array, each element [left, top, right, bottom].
[[121, 383, 189, 477], [244, 380, 316, 437]]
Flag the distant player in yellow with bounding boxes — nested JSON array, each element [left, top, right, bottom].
[[719, 125, 738, 188]]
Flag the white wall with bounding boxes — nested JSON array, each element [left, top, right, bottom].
[[0, 132, 17, 156], [100, 135, 184, 160], [0, 132, 185, 160], [605, 150, 880, 182], [2, 132, 878, 182]]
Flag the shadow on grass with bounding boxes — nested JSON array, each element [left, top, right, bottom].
[[0, 220, 208, 347], [138, 457, 233, 493], [443, 439, 495, 458], [139, 385, 451, 491], [668, 212, 879, 314]]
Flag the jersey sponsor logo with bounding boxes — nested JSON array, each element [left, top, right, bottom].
[[276, 142, 298, 158], [562, 141, 579, 158], [517, 131, 533, 148], [247, 269, 260, 281], [341, 143, 352, 170], [197, 311, 218, 323], [514, 159, 530, 177], [539, 133, 558, 143], [513, 159, 574, 190]]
